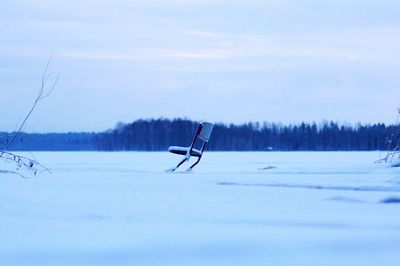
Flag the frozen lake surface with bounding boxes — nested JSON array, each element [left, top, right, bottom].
[[1, 152, 399, 265]]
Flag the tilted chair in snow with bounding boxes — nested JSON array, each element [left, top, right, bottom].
[[168, 122, 214, 172]]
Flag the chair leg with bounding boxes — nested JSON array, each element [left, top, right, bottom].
[[187, 142, 206, 171], [187, 155, 202, 170], [169, 157, 187, 172]]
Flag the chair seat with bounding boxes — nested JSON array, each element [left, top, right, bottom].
[[168, 146, 202, 157]]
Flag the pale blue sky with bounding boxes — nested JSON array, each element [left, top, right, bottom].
[[1, 0, 400, 132]]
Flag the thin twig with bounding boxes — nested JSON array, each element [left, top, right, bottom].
[[377, 108, 400, 164], [0, 170, 28, 178], [1, 54, 59, 177]]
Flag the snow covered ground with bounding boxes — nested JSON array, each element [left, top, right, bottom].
[[1, 151, 399, 266]]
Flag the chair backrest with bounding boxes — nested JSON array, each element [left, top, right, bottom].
[[198, 122, 214, 142]]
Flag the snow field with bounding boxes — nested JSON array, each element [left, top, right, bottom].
[[0, 151, 399, 266]]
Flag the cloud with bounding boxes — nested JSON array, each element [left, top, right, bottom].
[[1, 0, 400, 132], [183, 30, 220, 38], [59, 48, 236, 61]]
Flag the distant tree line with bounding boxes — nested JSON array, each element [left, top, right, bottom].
[[0, 132, 95, 151], [93, 118, 397, 151], [1, 118, 398, 151]]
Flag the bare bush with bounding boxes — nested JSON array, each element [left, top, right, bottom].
[[377, 108, 400, 165], [0, 55, 60, 177]]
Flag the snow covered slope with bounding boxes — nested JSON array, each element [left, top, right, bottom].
[[0, 152, 399, 266]]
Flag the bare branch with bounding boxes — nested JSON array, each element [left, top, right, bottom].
[[0, 170, 28, 179], [2, 55, 59, 152], [40, 70, 61, 100], [1, 54, 59, 177], [377, 107, 400, 164], [0, 150, 51, 173]]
